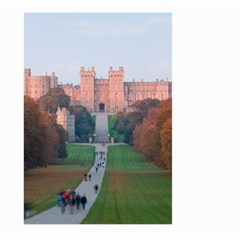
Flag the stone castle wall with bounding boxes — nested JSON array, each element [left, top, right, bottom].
[[24, 68, 58, 100], [24, 67, 172, 112]]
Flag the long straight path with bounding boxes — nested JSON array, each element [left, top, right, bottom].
[[95, 113, 109, 142], [24, 144, 107, 224], [24, 113, 111, 224]]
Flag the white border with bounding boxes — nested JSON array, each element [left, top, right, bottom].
[[1, 0, 239, 240]]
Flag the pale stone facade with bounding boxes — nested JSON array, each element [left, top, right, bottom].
[[59, 66, 172, 113], [56, 107, 75, 142], [24, 67, 172, 112], [24, 68, 58, 100]]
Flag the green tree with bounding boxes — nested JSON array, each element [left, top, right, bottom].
[[131, 98, 160, 117], [112, 110, 127, 133], [37, 87, 70, 113], [69, 105, 95, 142], [55, 123, 68, 158]]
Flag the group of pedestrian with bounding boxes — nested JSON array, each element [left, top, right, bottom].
[[55, 149, 106, 215], [56, 190, 87, 214], [83, 173, 92, 181], [94, 151, 106, 158], [95, 161, 105, 172]]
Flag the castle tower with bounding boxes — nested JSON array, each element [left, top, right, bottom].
[[56, 107, 68, 131], [80, 66, 95, 112], [56, 107, 75, 142], [50, 72, 58, 89], [24, 68, 31, 96], [108, 66, 125, 112], [24, 69, 58, 100]]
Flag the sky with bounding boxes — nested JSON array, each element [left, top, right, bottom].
[[24, 13, 172, 85]]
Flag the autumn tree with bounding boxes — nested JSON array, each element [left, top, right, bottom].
[[133, 108, 159, 161], [24, 96, 44, 169], [24, 96, 68, 170], [113, 98, 160, 144], [160, 116, 172, 170], [39, 111, 59, 165], [132, 98, 172, 171]]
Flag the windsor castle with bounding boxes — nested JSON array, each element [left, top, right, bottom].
[[24, 66, 172, 113]]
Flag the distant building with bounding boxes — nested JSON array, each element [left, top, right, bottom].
[[56, 107, 75, 142], [24, 68, 58, 100], [24, 66, 172, 112]]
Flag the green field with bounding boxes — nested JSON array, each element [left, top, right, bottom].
[[108, 115, 124, 142], [82, 145, 172, 224], [24, 144, 95, 217]]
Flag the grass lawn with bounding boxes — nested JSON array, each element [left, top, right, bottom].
[[24, 144, 95, 218], [82, 145, 172, 224], [108, 115, 124, 142]]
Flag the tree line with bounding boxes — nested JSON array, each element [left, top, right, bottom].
[[24, 96, 68, 170], [112, 98, 172, 171], [24, 88, 95, 170]]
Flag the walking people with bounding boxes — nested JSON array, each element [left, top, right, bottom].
[[56, 193, 62, 207], [94, 184, 99, 194], [80, 194, 87, 210], [75, 193, 81, 210], [62, 190, 69, 206], [84, 173, 88, 181], [95, 166, 98, 173], [88, 174, 92, 181], [61, 201, 65, 214], [69, 195, 75, 214], [71, 190, 76, 199]]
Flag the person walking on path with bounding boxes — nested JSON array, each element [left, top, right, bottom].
[[62, 191, 69, 206], [95, 166, 98, 173], [71, 190, 76, 199], [56, 193, 62, 207], [69, 195, 75, 214], [75, 193, 81, 210], [94, 184, 99, 194], [84, 173, 88, 181], [60, 201, 65, 214], [88, 174, 92, 181], [80, 194, 87, 210]]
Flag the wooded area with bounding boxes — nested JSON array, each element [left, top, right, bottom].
[[24, 96, 68, 170], [24, 88, 95, 170], [112, 98, 172, 171]]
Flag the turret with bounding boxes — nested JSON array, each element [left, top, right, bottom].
[[79, 66, 95, 112], [108, 66, 125, 112], [24, 68, 31, 96]]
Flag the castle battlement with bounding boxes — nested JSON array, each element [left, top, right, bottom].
[[24, 67, 172, 113]]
